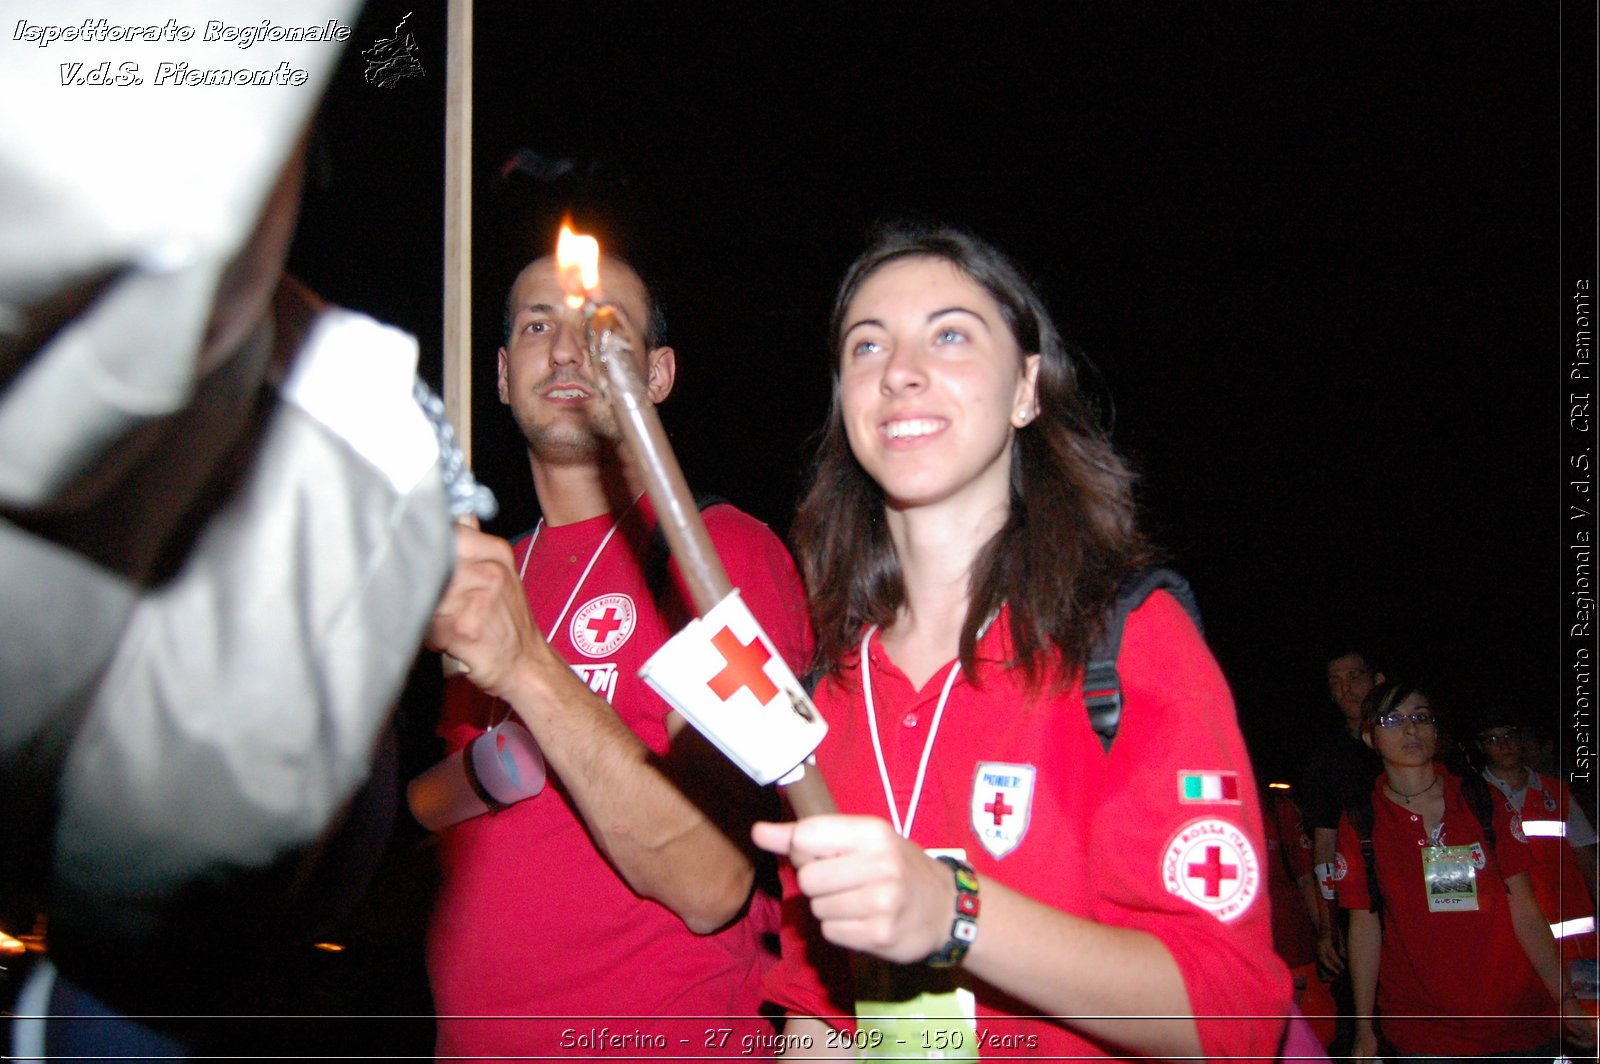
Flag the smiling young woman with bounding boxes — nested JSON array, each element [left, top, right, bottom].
[[754, 222, 1292, 1061], [834, 255, 1039, 528]]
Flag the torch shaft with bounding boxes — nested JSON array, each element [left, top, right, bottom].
[[592, 307, 731, 616], [782, 766, 838, 818], [586, 307, 836, 817]]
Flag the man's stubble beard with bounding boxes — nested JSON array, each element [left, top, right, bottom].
[[514, 404, 620, 467]]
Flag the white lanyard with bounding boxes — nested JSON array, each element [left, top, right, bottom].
[[517, 495, 639, 640], [861, 626, 963, 840]]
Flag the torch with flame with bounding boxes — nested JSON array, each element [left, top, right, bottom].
[[555, 224, 835, 818], [555, 224, 601, 310]]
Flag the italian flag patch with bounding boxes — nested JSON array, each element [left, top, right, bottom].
[[1179, 770, 1240, 803]]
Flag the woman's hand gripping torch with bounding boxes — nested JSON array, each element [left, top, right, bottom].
[[555, 225, 836, 818]]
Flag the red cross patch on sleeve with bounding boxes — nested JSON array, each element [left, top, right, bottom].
[[1161, 818, 1262, 922]]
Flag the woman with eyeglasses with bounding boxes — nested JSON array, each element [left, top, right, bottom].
[[1336, 681, 1592, 1063]]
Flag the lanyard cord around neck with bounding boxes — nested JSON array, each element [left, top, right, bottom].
[[517, 495, 640, 639], [861, 625, 963, 840]]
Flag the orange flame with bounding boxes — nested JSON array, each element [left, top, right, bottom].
[[555, 221, 600, 310]]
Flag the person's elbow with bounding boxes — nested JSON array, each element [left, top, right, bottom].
[[612, 821, 756, 934], [665, 857, 755, 935]]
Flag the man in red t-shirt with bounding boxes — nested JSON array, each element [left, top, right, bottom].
[[1476, 711, 1599, 968], [424, 250, 809, 1059]]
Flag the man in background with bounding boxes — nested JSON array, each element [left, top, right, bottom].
[[1477, 708, 1598, 971], [1296, 648, 1386, 1052]]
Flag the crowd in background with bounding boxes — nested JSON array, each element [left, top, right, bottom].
[[1270, 648, 1597, 1062]]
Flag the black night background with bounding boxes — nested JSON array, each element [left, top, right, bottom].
[[8, 2, 1573, 1054], [294, 2, 1583, 786]]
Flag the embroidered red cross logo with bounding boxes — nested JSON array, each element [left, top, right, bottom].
[[707, 626, 778, 703], [1187, 845, 1238, 897], [984, 792, 1014, 825], [585, 607, 624, 643]]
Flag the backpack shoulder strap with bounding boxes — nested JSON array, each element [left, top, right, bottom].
[[1459, 770, 1498, 855], [1345, 794, 1382, 916], [1083, 566, 1203, 754]]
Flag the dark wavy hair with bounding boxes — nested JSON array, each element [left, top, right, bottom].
[[792, 221, 1154, 686]]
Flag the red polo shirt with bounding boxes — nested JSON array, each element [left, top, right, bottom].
[[1337, 766, 1555, 1056], [765, 592, 1291, 1060]]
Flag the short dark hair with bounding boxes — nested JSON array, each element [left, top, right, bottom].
[[1325, 647, 1378, 674], [501, 254, 668, 350], [793, 221, 1153, 684], [1359, 679, 1428, 737], [1471, 704, 1527, 737]]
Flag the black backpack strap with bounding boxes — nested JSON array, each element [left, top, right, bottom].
[[1083, 566, 1203, 754], [1347, 795, 1382, 916], [1460, 770, 1497, 855]]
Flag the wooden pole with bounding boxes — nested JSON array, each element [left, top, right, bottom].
[[438, 0, 475, 682], [443, 0, 473, 466]]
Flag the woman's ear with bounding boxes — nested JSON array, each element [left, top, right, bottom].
[[1011, 353, 1042, 428]]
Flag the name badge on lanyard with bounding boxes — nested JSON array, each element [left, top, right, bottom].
[[854, 847, 979, 1060], [1422, 843, 1485, 912]]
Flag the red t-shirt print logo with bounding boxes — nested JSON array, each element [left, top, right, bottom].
[[706, 626, 778, 703], [585, 607, 624, 643]]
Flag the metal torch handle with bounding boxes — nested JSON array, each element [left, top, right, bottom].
[[587, 308, 836, 818]]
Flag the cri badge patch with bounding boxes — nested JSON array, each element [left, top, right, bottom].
[[1161, 818, 1261, 922], [970, 763, 1035, 859], [569, 594, 636, 658]]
